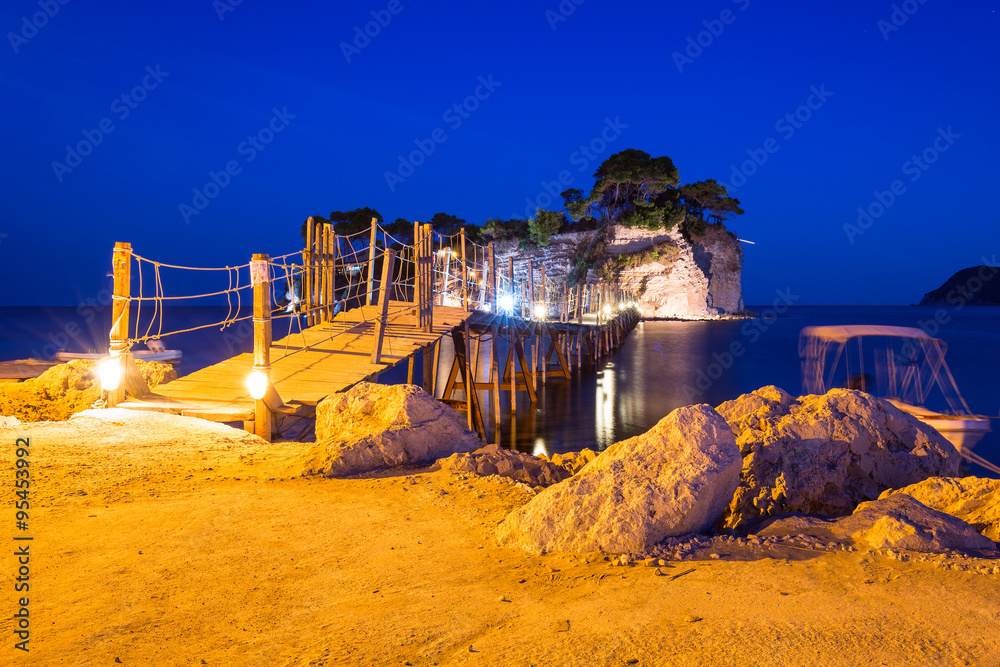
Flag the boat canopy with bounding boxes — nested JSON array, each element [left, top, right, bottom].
[[799, 325, 971, 416]]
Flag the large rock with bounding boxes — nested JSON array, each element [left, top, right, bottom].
[[717, 386, 960, 530], [880, 477, 1000, 542], [756, 495, 996, 553], [301, 383, 482, 477], [758, 495, 995, 554], [438, 443, 572, 487], [496, 404, 742, 554]]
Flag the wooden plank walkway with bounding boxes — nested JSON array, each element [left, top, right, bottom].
[[118, 302, 473, 422]]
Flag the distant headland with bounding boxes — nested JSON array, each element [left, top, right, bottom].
[[920, 265, 1000, 306]]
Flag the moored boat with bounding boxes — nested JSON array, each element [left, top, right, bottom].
[[799, 325, 991, 452]]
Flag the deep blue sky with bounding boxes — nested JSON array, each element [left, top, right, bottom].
[[1, 0, 997, 306]]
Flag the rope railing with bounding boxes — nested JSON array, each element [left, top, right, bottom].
[[102, 224, 640, 433]]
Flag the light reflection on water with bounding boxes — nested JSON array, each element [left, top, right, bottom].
[[434, 307, 1000, 478]]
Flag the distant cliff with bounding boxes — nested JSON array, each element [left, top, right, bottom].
[[493, 223, 744, 320], [919, 265, 1000, 306]]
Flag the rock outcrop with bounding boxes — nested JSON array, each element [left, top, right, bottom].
[[493, 223, 743, 320], [438, 443, 572, 488], [0, 359, 177, 422], [717, 386, 960, 530], [758, 495, 996, 554], [497, 404, 742, 554], [880, 477, 1000, 541], [300, 383, 482, 477]]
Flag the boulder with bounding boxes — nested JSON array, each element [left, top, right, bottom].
[[496, 404, 742, 554], [548, 449, 599, 475], [0, 359, 177, 423], [302, 382, 482, 477], [847, 495, 995, 552], [756, 495, 996, 554], [438, 443, 572, 487], [880, 477, 1000, 542], [717, 387, 960, 530]]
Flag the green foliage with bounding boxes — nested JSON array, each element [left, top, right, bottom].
[[483, 217, 529, 243], [569, 149, 681, 226], [679, 179, 744, 224], [529, 209, 563, 247], [329, 207, 383, 236], [596, 241, 681, 282], [682, 216, 708, 241]]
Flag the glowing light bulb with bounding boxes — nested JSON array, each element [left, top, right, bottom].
[[533, 303, 547, 320], [247, 370, 268, 400], [97, 357, 122, 392], [497, 294, 515, 315], [603, 304, 613, 316]]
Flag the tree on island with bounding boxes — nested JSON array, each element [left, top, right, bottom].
[[300, 207, 384, 241], [562, 149, 687, 231], [561, 149, 743, 237]]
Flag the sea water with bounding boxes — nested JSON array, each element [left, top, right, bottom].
[[1, 305, 997, 476]]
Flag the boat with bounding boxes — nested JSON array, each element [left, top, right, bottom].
[[54, 339, 182, 365], [799, 325, 991, 452]]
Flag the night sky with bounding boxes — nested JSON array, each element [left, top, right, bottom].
[[2, 0, 997, 307]]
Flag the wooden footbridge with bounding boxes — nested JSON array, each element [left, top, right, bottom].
[[106, 218, 640, 442]]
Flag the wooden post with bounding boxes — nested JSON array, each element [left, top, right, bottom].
[[321, 224, 330, 323], [527, 260, 534, 319], [539, 264, 546, 321], [488, 243, 497, 314], [413, 220, 422, 315], [366, 216, 378, 306], [304, 219, 314, 327], [331, 231, 338, 319], [371, 249, 397, 365], [491, 322, 501, 443], [460, 227, 469, 311], [106, 242, 132, 408], [252, 254, 273, 442], [576, 284, 583, 325], [424, 224, 434, 332]]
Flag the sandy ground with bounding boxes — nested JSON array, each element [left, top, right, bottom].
[[3, 410, 1000, 667]]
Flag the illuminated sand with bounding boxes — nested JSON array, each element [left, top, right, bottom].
[[3, 411, 1000, 666]]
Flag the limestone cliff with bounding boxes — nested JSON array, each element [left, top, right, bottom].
[[493, 223, 744, 319]]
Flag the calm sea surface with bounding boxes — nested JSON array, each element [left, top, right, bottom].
[[2, 305, 997, 476]]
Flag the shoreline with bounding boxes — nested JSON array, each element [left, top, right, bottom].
[[2, 410, 999, 666]]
